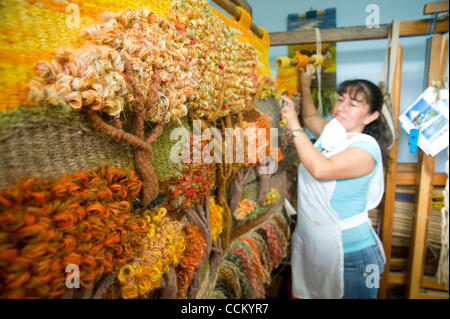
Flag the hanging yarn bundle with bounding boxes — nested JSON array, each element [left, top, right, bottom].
[[0, 166, 145, 299], [175, 224, 207, 298], [212, 207, 290, 298], [117, 207, 186, 299]]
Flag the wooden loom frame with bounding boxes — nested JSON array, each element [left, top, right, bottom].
[[378, 34, 449, 299]]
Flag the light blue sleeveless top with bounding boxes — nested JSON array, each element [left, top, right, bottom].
[[316, 139, 380, 253]]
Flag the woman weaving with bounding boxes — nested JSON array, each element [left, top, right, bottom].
[[281, 64, 391, 299]]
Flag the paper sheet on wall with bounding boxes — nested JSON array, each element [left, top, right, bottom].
[[399, 87, 449, 157]]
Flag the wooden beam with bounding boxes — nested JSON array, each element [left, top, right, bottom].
[[407, 35, 448, 299], [211, 0, 264, 38], [269, 17, 449, 46], [379, 45, 403, 299], [396, 163, 447, 186], [424, 1, 449, 14], [229, 0, 252, 17], [416, 290, 449, 299]]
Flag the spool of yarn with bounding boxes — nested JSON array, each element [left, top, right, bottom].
[[275, 56, 292, 70], [275, 52, 324, 70], [311, 54, 324, 67], [293, 51, 310, 69]]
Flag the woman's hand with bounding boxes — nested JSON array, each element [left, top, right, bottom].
[[299, 64, 316, 91], [280, 95, 302, 131]]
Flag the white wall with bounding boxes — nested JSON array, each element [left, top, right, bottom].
[[209, 0, 449, 172]]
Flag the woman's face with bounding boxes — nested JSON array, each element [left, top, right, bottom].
[[332, 88, 379, 133]]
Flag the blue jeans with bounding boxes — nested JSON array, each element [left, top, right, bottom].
[[342, 244, 384, 299]]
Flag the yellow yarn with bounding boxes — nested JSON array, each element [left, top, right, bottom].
[[1, 0, 271, 113], [0, 0, 170, 112], [234, 6, 252, 33], [209, 196, 224, 242], [275, 56, 291, 70], [311, 54, 324, 67], [210, 6, 272, 80], [118, 207, 185, 298]]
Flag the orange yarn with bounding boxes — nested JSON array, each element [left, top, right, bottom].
[[0, 166, 146, 298], [242, 115, 283, 166], [293, 51, 309, 69], [176, 225, 207, 297]]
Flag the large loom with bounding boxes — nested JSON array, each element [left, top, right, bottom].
[[0, 0, 293, 299]]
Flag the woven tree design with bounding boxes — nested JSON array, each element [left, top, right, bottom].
[[28, 9, 196, 207], [85, 54, 163, 207], [229, 115, 282, 215]]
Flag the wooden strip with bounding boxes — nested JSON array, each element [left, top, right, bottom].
[[416, 290, 449, 299], [424, 1, 449, 14], [396, 163, 447, 186], [269, 17, 449, 46], [389, 272, 449, 291], [211, 0, 264, 38], [407, 151, 437, 298], [407, 35, 448, 299], [423, 276, 450, 291], [379, 45, 403, 299], [388, 272, 405, 286]]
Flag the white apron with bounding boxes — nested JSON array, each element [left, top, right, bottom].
[[291, 133, 386, 299]]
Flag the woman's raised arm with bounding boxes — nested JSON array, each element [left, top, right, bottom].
[[299, 64, 328, 138]]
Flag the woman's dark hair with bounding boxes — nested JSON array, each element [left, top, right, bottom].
[[337, 79, 392, 161]]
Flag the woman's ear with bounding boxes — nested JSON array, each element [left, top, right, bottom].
[[364, 110, 380, 125]]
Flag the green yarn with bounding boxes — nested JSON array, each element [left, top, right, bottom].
[[0, 104, 87, 131], [151, 116, 192, 181], [246, 205, 265, 220]]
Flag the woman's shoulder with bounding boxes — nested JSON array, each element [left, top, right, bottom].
[[347, 134, 382, 162]]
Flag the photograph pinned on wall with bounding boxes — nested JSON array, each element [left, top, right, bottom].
[[399, 87, 449, 156]]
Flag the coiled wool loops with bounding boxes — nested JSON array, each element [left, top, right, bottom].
[[213, 209, 290, 298], [167, 0, 259, 120], [0, 166, 142, 299], [241, 115, 283, 166], [263, 188, 280, 207], [29, 8, 195, 122], [168, 135, 216, 211], [29, 45, 127, 117], [175, 224, 207, 298], [117, 207, 186, 299]]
